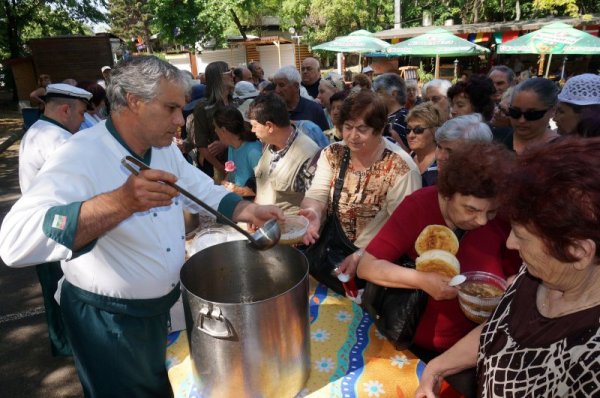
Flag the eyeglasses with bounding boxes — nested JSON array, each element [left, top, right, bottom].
[[406, 126, 430, 135], [507, 106, 550, 121], [426, 95, 444, 103]]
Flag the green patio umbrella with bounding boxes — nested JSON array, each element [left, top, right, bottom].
[[497, 22, 600, 55], [384, 28, 490, 78], [497, 22, 600, 78], [312, 29, 391, 53]]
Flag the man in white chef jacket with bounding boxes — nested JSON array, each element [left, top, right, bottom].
[[19, 83, 92, 357], [0, 56, 283, 397]]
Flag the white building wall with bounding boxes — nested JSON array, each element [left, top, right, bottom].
[[258, 43, 296, 80]]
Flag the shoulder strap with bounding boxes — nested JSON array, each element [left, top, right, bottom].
[[332, 146, 351, 212]]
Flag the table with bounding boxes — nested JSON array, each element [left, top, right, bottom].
[[166, 280, 461, 398]]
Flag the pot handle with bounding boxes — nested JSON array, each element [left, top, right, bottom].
[[197, 305, 233, 339]]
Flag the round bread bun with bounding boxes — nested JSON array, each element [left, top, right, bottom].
[[415, 224, 459, 255], [416, 249, 460, 278]]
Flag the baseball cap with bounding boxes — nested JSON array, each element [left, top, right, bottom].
[[363, 66, 374, 74], [101, 66, 112, 73]]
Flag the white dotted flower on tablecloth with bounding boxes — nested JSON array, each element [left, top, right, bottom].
[[335, 310, 351, 322], [374, 328, 386, 340], [363, 380, 386, 397], [391, 353, 409, 368], [311, 328, 330, 342], [315, 357, 335, 373]]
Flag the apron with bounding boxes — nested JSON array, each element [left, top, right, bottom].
[[60, 280, 180, 398], [35, 261, 72, 356]]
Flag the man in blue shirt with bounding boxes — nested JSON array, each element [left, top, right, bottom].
[[273, 65, 329, 132]]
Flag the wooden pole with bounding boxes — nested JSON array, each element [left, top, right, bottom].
[[435, 55, 440, 79], [544, 53, 553, 78], [538, 54, 545, 77]]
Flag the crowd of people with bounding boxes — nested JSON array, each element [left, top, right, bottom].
[[3, 54, 600, 397]]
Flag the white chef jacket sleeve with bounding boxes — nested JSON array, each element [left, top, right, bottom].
[[0, 157, 97, 267]]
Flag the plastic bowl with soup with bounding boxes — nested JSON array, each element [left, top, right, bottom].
[[279, 215, 309, 245], [458, 271, 508, 324]]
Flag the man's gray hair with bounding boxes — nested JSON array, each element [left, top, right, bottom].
[[107, 56, 192, 113], [489, 65, 515, 84], [422, 79, 452, 97], [435, 113, 493, 143], [372, 73, 407, 105], [273, 65, 301, 84]]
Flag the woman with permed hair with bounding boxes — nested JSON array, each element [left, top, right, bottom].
[[447, 74, 496, 121], [358, 140, 521, 398]]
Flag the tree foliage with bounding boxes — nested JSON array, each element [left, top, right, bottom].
[[109, 0, 154, 52], [0, 0, 106, 61]]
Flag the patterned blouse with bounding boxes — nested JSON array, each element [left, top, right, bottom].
[[477, 266, 600, 397], [305, 141, 420, 247]]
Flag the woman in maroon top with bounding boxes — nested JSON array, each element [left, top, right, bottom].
[[416, 137, 600, 398], [357, 141, 521, 397]]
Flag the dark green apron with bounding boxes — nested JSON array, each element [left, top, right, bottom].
[[35, 261, 72, 356], [60, 280, 180, 398]]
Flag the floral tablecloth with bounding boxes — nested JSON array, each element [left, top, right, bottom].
[[166, 280, 461, 398]]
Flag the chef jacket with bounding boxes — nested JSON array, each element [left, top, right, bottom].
[[0, 118, 241, 300], [19, 115, 72, 193]]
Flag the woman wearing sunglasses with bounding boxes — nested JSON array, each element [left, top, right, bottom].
[[506, 78, 559, 154], [406, 102, 443, 187]]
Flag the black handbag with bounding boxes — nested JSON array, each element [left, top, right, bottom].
[[304, 147, 358, 295], [361, 257, 428, 350], [361, 229, 467, 349]]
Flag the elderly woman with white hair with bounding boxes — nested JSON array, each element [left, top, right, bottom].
[[422, 79, 452, 122], [434, 114, 493, 170]]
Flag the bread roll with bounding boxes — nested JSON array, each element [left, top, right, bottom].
[[416, 249, 460, 278], [415, 224, 459, 255]]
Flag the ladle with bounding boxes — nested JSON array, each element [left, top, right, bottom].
[[121, 156, 280, 250]]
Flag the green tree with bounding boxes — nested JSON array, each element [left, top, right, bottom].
[[109, 0, 154, 53], [0, 0, 106, 61]]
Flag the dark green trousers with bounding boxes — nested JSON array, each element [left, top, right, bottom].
[[60, 280, 180, 398], [35, 262, 72, 356]]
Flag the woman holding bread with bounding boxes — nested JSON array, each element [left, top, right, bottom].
[[416, 137, 600, 398], [357, 141, 521, 397]]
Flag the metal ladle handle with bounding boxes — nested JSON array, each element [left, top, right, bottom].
[[120, 156, 259, 245]]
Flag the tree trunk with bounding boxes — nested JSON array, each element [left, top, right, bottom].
[[515, 0, 521, 21], [230, 9, 247, 40]]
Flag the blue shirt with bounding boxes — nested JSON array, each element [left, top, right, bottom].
[[228, 140, 263, 187], [289, 97, 329, 132]]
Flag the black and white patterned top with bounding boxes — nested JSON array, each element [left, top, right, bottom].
[[477, 266, 600, 397]]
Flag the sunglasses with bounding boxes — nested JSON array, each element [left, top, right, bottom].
[[507, 107, 550, 121], [406, 126, 430, 135]]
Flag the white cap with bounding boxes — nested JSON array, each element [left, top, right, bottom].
[[558, 73, 600, 106], [363, 66, 374, 74], [234, 81, 260, 99], [44, 83, 93, 103], [101, 66, 112, 73]]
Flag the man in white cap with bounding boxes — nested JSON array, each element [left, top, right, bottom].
[[18, 82, 92, 357], [0, 56, 282, 396]]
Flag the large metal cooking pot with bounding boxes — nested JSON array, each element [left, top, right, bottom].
[[180, 240, 310, 398]]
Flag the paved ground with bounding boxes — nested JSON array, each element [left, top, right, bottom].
[[0, 95, 83, 397]]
